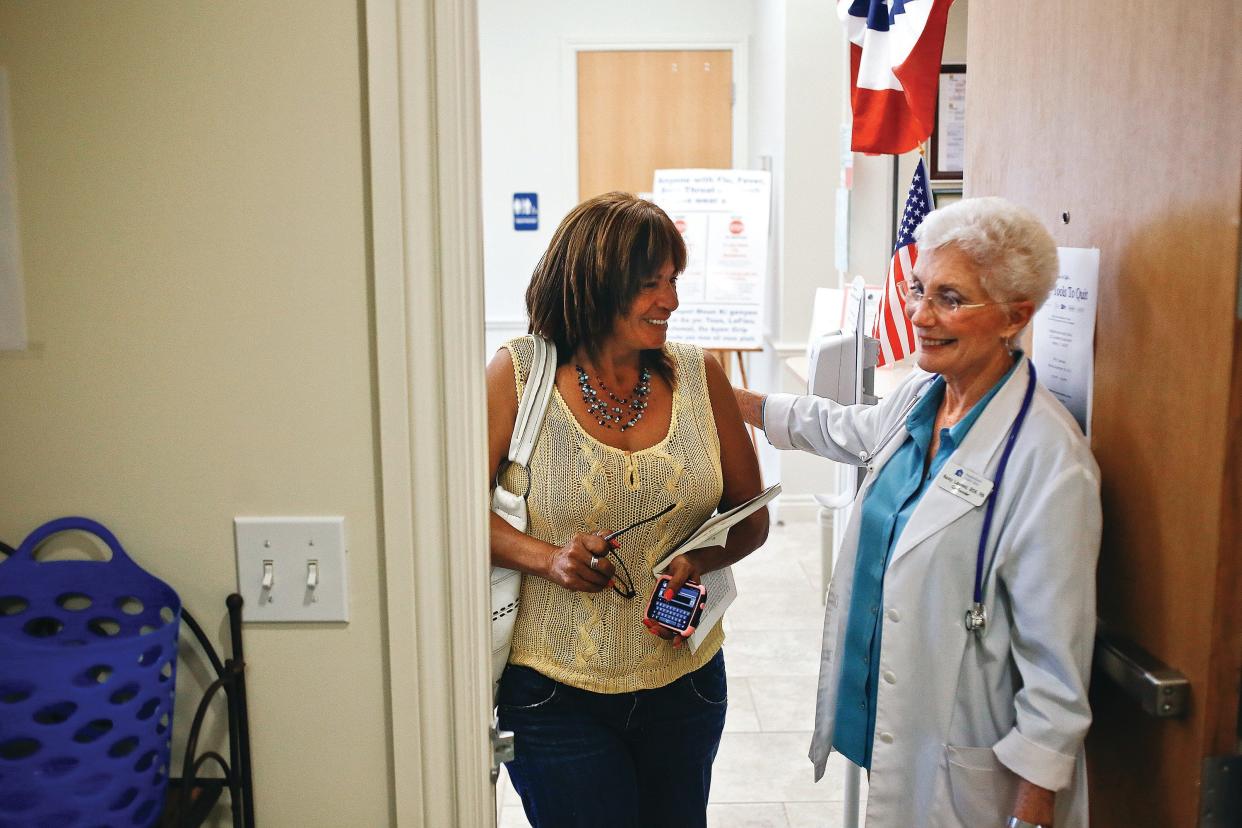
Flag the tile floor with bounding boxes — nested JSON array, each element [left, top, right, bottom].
[[496, 515, 869, 827]]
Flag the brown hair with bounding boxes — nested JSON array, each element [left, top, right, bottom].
[[525, 192, 686, 382]]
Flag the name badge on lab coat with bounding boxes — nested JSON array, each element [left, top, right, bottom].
[[936, 465, 993, 507]]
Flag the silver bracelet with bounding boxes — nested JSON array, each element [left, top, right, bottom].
[[1006, 818, 1046, 828]]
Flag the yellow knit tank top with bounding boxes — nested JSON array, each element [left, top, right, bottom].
[[500, 336, 725, 693]]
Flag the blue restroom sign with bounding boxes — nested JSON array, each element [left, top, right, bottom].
[[513, 193, 538, 231]]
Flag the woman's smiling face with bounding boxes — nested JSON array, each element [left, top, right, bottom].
[[610, 259, 679, 351], [906, 245, 1030, 384]]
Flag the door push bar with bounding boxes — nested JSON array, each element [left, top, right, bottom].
[[1094, 629, 1190, 718]]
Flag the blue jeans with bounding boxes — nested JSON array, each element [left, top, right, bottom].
[[497, 650, 728, 828]]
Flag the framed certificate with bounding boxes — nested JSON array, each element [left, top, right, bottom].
[[930, 64, 966, 181]]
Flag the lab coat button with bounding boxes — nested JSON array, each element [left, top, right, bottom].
[[858, 450, 870, 461], [882, 670, 896, 684], [885, 608, 900, 622], [878, 732, 894, 744]]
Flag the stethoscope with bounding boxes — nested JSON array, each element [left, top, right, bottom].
[[863, 361, 1038, 636]]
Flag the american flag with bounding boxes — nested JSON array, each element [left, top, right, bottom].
[[873, 158, 931, 366], [838, 0, 955, 154]]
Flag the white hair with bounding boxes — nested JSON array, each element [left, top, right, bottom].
[[913, 197, 1059, 307]]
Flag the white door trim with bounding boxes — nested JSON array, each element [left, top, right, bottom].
[[365, 1, 493, 824], [561, 37, 751, 198]]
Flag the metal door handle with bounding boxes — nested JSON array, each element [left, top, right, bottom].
[[490, 722, 514, 783], [1094, 629, 1189, 717]]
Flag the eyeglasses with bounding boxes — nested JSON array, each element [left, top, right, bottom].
[[897, 280, 1010, 314], [602, 503, 675, 599], [607, 554, 637, 599]]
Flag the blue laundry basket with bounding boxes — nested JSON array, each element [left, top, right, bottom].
[[0, 517, 181, 828]]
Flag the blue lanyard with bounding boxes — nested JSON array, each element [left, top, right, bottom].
[[966, 361, 1037, 632], [865, 362, 1038, 632]]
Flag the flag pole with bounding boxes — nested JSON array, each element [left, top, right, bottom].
[[890, 155, 901, 251]]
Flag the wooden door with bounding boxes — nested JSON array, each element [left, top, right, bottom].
[[577, 50, 732, 200], [965, 2, 1241, 825]]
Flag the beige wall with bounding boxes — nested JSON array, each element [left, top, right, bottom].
[[0, 2, 392, 825]]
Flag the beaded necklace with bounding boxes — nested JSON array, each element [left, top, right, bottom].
[[575, 363, 650, 431]]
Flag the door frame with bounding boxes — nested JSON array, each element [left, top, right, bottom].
[[561, 38, 750, 198], [365, 0, 494, 824]]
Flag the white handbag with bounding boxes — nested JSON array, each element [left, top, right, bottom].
[[490, 335, 557, 690]]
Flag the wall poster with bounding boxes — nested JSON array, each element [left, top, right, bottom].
[[1033, 247, 1100, 436], [650, 169, 771, 350]]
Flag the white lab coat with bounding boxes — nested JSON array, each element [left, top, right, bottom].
[[764, 355, 1100, 828]]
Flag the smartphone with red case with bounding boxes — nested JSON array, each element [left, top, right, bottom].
[[645, 576, 707, 637]]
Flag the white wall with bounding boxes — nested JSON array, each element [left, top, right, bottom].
[[478, 0, 756, 354], [748, 0, 847, 513], [748, 0, 786, 346], [778, 0, 845, 346]]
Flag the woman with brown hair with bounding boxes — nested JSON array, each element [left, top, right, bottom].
[[487, 191, 768, 827]]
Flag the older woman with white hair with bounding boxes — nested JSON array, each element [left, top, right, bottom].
[[734, 197, 1101, 827]]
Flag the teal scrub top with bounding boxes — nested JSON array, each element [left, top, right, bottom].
[[831, 359, 1019, 769]]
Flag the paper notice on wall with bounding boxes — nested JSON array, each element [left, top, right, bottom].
[[652, 170, 771, 350], [1033, 248, 1099, 436]]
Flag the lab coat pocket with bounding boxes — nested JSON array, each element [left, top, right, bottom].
[[944, 745, 1018, 828]]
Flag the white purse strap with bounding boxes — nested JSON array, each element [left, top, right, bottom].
[[507, 335, 557, 470]]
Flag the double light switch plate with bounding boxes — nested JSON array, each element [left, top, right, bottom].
[[234, 517, 348, 622]]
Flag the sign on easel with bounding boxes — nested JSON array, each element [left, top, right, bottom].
[[651, 170, 770, 350]]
